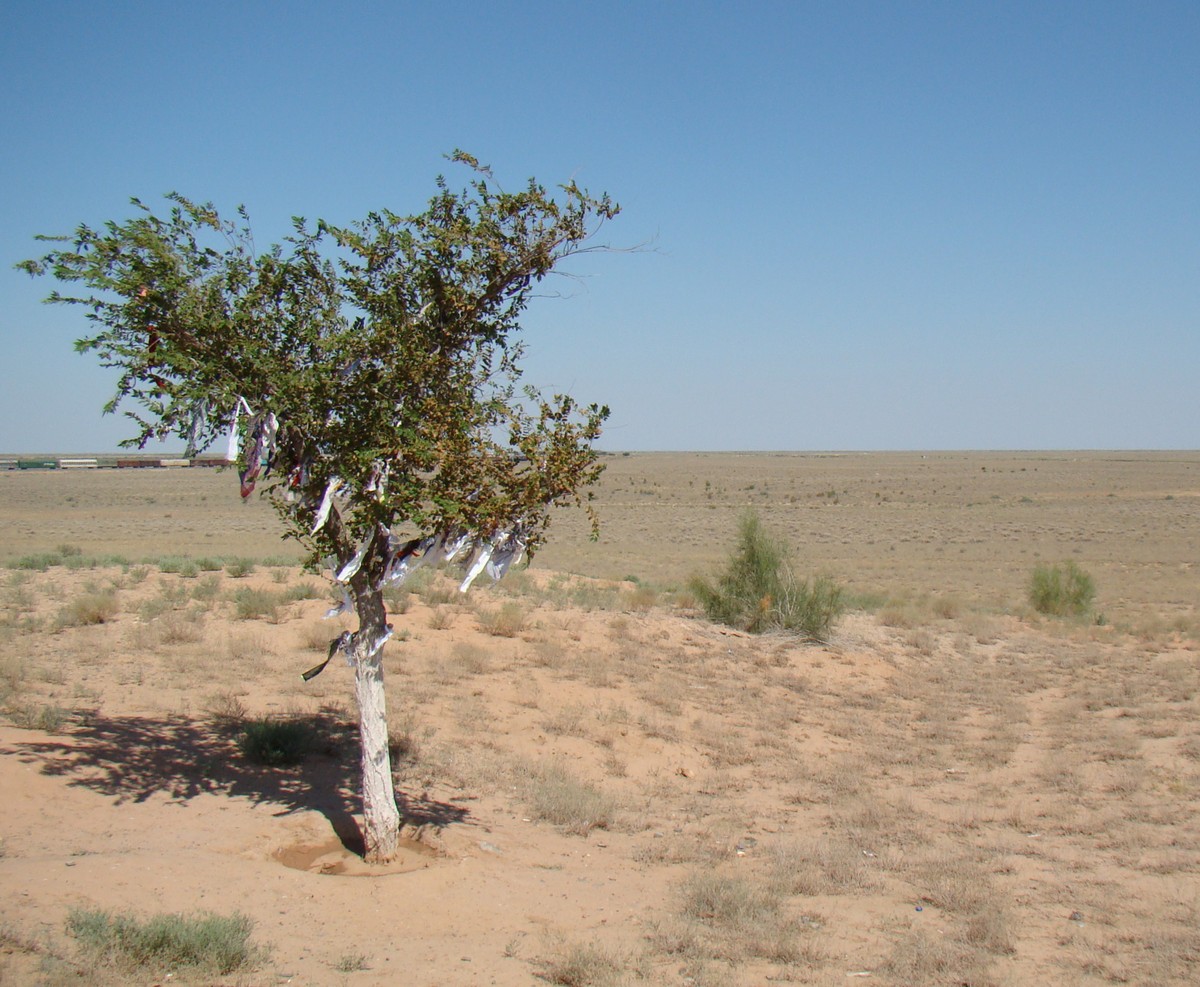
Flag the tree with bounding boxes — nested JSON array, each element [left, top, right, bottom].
[[19, 152, 617, 862]]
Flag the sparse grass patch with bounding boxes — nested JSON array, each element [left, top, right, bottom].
[[449, 641, 490, 676], [203, 690, 247, 724], [7, 702, 70, 732], [542, 703, 589, 737], [879, 928, 989, 986], [66, 907, 262, 977], [477, 601, 527, 637], [540, 940, 629, 986], [518, 760, 615, 835], [623, 583, 658, 611], [673, 868, 813, 964], [334, 951, 369, 973], [422, 582, 459, 607], [770, 837, 880, 895], [153, 611, 206, 645], [382, 584, 412, 614]]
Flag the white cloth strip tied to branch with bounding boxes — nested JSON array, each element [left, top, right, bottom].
[[486, 526, 529, 582], [361, 622, 394, 660], [324, 583, 353, 620], [185, 398, 211, 458], [459, 538, 497, 593], [336, 527, 377, 583], [239, 411, 279, 499], [225, 396, 254, 462], [379, 534, 437, 588], [311, 477, 344, 534], [364, 460, 388, 501], [458, 523, 531, 593]]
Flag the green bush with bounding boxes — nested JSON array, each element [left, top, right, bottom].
[[232, 587, 279, 621], [1028, 561, 1095, 617], [689, 511, 844, 640], [67, 908, 261, 975], [239, 718, 316, 766], [13, 553, 57, 571], [224, 559, 256, 579]]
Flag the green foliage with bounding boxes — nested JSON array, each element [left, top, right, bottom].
[[19, 152, 617, 577], [335, 952, 370, 973], [224, 559, 255, 579], [238, 718, 316, 766], [1029, 560, 1096, 617], [66, 908, 261, 976], [280, 580, 323, 602], [7, 702, 69, 732], [231, 587, 279, 621], [689, 511, 844, 640]]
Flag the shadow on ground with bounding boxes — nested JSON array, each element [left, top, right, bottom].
[[11, 710, 469, 854]]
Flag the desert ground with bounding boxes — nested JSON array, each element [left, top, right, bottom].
[[1, 451, 1198, 985]]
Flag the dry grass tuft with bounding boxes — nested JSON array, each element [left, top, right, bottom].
[[517, 760, 616, 835], [477, 601, 527, 638]]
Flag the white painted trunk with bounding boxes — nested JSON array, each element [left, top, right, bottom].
[[355, 647, 400, 863]]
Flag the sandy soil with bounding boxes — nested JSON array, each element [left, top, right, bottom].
[[1, 453, 1198, 985]]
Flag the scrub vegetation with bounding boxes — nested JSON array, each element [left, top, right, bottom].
[[1, 452, 1198, 984], [689, 510, 844, 640]]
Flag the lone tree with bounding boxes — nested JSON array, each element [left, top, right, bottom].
[[20, 152, 617, 862]]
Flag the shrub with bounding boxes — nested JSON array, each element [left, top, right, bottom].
[[66, 908, 261, 975], [520, 761, 615, 835], [281, 580, 323, 602], [478, 602, 527, 637], [56, 591, 119, 628], [8, 702, 69, 732], [232, 587, 279, 621], [224, 559, 256, 579], [14, 553, 58, 571], [239, 718, 316, 766], [689, 511, 843, 640], [1029, 561, 1095, 617], [541, 940, 627, 986]]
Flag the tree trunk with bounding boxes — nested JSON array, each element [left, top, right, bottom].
[[352, 587, 401, 863]]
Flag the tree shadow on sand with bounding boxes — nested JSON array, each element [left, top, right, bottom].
[[11, 710, 469, 857]]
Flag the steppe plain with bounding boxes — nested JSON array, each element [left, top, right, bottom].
[[1, 451, 1198, 985]]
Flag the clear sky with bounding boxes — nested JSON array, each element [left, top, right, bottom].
[[2, 1, 1197, 452]]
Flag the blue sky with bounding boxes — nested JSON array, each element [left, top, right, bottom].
[[2, 1, 1197, 451]]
